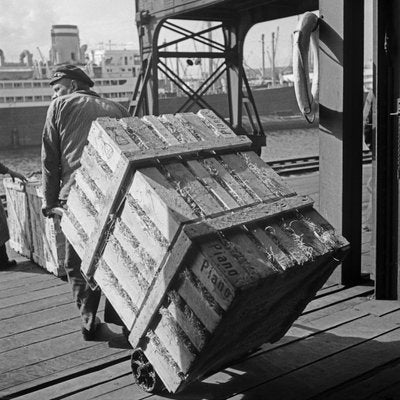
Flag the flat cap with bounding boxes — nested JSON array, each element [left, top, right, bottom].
[[50, 65, 94, 87]]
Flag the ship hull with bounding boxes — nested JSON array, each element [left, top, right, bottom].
[[0, 105, 48, 147], [0, 101, 130, 148], [0, 86, 313, 147]]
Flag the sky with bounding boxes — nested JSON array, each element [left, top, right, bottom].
[[0, 0, 138, 61], [0, 0, 372, 70]]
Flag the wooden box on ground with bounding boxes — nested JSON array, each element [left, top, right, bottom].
[[26, 181, 66, 277], [61, 110, 349, 393], [3, 178, 32, 258]]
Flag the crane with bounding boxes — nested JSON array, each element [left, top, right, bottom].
[[36, 47, 45, 63]]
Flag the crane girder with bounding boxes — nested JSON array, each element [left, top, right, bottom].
[[136, 0, 317, 23], [131, 0, 318, 152]]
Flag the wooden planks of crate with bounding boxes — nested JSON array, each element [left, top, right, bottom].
[[25, 181, 66, 277], [61, 109, 349, 393], [3, 178, 32, 258]]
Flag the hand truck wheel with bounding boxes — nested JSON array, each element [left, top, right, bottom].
[[131, 348, 164, 393]]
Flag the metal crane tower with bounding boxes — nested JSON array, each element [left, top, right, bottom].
[[131, 0, 317, 151]]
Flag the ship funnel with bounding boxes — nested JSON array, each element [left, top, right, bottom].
[[50, 25, 83, 65], [19, 50, 33, 66], [0, 49, 4, 66]]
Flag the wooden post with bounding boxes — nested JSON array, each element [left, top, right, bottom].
[[319, 0, 364, 285], [223, 23, 242, 133], [374, 0, 400, 299]]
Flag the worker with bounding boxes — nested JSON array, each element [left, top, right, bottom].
[[41, 65, 130, 341], [0, 162, 27, 268], [362, 89, 374, 232]]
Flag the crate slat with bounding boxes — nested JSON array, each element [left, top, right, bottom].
[[161, 114, 199, 143], [183, 195, 314, 240], [112, 219, 157, 284], [101, 236, 148, 307], [155, 307, 197, 373], [120, 117, 167, 149], [142, 115, 181, 145], [123, 135, 252, 166], [163, 162, 224, 216], [144, 330, 184, 392], [186, 159, 239, 210], [94, 258, 137, 328], [175, 113, 217, 141], [176, 268, 223, 334], [197, 109, 237, 138], [166, 291, 208, 352], [200, 157, 256, 206], [239, 151, 295, 197], [220, 153, 279, 201], [117, 201, 168, 266]]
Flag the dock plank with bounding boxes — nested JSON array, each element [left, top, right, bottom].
[[0, 292, 72, 321], [0, 284, 71, 309], [0, 167, 383, 400], [0, 276, 64, 299], [15, 362, 133, 400], [320, 360, 400, 400], [363, 380, 400, 400], [226, 311, 400, 400], [0, 348, 130, 398], [0, 271, 57, 289]]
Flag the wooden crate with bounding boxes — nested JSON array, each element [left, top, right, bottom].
[[61, 110, 349, 393], [26, 181, 66, 277], [3, 178, 32, 257]]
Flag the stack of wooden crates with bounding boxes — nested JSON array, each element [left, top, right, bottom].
[[3, 178, 66, 276], [61, 109, 349, 393]]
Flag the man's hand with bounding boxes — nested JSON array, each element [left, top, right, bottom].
[[41, 204, 65, 219], [8, 168, 27, 183], [41, 205, 56, 218]]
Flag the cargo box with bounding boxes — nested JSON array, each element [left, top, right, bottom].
[[3, 178, 66, 277], [3, 178, 32, 258], [26, 182, 66, 277], [61, 109, 349, 393]]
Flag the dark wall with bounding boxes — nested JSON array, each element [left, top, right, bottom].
[[158, 86, 300, 116], [0, 106, 48, 147]]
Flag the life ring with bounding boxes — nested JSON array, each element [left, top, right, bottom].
[[293, 12, 319, 123]]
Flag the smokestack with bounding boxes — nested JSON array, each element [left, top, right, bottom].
[[50, 25, 82, 65]]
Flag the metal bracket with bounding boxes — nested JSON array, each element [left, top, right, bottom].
[[389, 98, 400, 116]]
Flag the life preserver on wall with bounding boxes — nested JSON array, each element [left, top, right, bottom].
[[293, 12, 320, 123]]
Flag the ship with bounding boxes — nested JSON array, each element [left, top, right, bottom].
[[0, 25, 139, 148]]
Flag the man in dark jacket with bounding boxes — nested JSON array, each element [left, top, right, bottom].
[[41, 65, 129, 340], [0, 162, 27, 268]]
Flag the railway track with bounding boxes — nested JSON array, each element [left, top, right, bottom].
[[269, 149, 372, 175], [0, 151, 372, 211]]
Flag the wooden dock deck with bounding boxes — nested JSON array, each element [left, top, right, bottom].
[[2, 166, 399, 400]]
